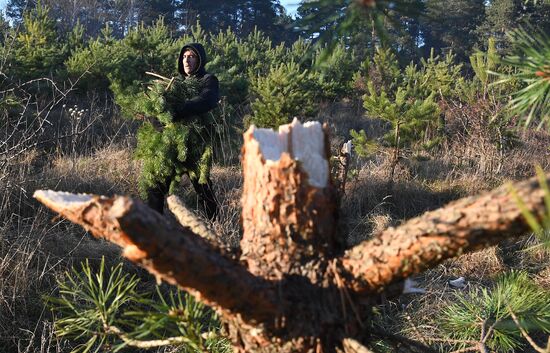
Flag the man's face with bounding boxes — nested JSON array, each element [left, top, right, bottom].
[[182, 49, 199, 75]]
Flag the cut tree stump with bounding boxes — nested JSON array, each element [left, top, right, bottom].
[[34, 119, 549, 353]]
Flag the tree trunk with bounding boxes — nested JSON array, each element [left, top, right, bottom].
[[34, 119, 550, 353]]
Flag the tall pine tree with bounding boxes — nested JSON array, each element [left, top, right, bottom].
[[178, 0, 287, 40], [476, 0, 550, 54], [11, 1, 65, 81], [421, 0, 485, 62]]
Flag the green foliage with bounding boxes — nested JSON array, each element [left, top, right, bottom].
[[349, 129, 378, 158], [363, 82, 440, 147], [120, 75, 213, 197], [470, 37, 500, 95], [47, 258, 230, 353], [441, 271, 550, 352], [312, 42, 357, 100], [207, 28, 249, 105], [11, 1, 66, 80], [240, 27, 276, 76], [403, 48, 464, 101], [249, 61, 316, 128], [295, 0, 424, 53], [113, 19, 181, 86], [369, 47, 401, 94], [47, 257, 142, 352], [421, 0, 485, 62], [65, 24, 119, 89], [477, 0, 550, 53], [67, 18, 182, 90], [0, 12, 9, 44], [495, 26, 550, 127], [65, 20, 85, 55], [135, 122, 213, 197]]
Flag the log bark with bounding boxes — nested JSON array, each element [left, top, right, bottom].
[[33, 190, 279, 326], [240, 119, 338, 281], [339, 176, 549, 294], [34, 119, 550, 353]]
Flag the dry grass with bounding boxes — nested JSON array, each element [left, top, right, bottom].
[[1, 98, 550, 352], [209, 165, 243, 247], [47, 144, 141, 196], [0, 210, 126, 352]]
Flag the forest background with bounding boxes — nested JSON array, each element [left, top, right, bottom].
[[1, 0, 550, 352]]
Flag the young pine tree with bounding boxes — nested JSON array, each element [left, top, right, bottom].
[[363, 81, 439, 182], [12, 1, 66, 81], [113, 73, 213, 198], [249, 61, 316, 128]]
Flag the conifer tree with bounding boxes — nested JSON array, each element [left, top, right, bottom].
[[369, 46, 401, 94], [0, 12, 10, 45], [249, 61, 316, 128], [116, 73, 214, 198], [312, 42, 357, 101], [362, 47, 440, 182], [421, 0, 485, 61], [470, 37, 500, 98], [66, 18, 183, 90], [441, 271, 550, 352], [11, 1, 65, 81], [403, 48, 464, 101], [207, 28, 248, 106], [65, 24, 118, 89], [476, 0, 550, 54]]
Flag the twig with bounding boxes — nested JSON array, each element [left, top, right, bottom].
[[508, 307, 550, 353], [107, 325, 196, 349], [165, 76, 176, 91], [478, 319, 490, 353], [449, 346, 482, 353], [403, 310, 429, 346], [145, 71, 171, 81], [370, 328, 439, 353], [330, 260, 350, 335]]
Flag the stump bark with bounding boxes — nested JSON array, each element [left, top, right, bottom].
[[34, 119, 550, 353]]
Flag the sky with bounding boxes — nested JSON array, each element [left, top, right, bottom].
[[281, 0, 300, 15], [0, 1, 300, 16]]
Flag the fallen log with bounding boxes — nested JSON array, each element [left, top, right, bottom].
[[34, 119, 549, 353]]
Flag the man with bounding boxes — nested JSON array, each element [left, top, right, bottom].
[[146, 42, 219, 219]]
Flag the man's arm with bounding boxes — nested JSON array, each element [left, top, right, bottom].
[[173, 74, 219, 120]]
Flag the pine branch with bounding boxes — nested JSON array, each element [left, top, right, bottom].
[[166, 195, 218, 243], [507, 309, 549, 353], [33, 190, 279, 325], [340, 173, 550, 294]]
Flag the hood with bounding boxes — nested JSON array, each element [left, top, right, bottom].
[[178, 42, 208, 77]]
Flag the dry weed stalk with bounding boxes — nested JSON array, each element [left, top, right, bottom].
[[34, 119, 549, 353]]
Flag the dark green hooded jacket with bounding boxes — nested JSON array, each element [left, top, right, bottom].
[[173, 43, 220, 121]]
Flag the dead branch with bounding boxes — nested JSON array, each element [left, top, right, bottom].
[[33, 190, 280, 325], [166, 195, 238, 259], [340, 174, 549, 294], [166, 195, 218, 243]]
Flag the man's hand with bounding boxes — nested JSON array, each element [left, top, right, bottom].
[[136, 113, 164, 132], [146, 116, 164, 132], [159, 95, 167, 112]]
